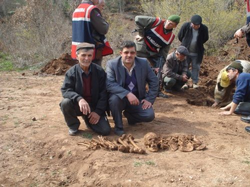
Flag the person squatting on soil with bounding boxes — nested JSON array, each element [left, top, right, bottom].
[[134, 14, 180, 98], [60, 43, 111, 136], [219, 62, 250, 123], [178, 15, 209, 89], [71, 0, 113, 66], [106, 41, 159, 136], [212, 60, 250, 107], [161, 46, 191, 92]]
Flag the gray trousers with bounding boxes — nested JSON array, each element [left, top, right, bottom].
[[109, 94, 155, 131], [234, 102, 250, 116], [60, 98, 111, 135]]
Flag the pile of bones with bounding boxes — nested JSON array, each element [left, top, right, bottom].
[[78, 132, 206, 154]]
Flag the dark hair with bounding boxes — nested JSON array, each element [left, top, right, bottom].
[[237, 69, 243, 73], [119, 40, 136, 51]]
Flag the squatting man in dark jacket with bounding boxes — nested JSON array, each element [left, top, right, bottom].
[[161, 46, 191, 92], [60, 43, 111, 136]]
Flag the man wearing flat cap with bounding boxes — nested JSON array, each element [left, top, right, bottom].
[[219, 61, 250, 121], [134, 14, 181, 98], [60, 42, 111, 136], [161, 46, 191, 92], [178, 14, 209, 89]]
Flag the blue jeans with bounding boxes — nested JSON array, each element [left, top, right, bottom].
[[234, 102, 250, 116], [187, 55, 200, 84], [109, 94, 155, 130]]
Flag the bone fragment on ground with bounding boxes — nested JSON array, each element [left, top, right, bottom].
[[127, 134, 146, 154]]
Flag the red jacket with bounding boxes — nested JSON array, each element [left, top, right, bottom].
[[71, 3, 113, 59], [144, 18, 175, 52]]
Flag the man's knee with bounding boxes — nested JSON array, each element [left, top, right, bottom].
[[235, 102, 250, 115], [109, 95, 122, 108], [100, 126, 111, 136], [144, 111, 155, 122], [97, 117, 111, 136], [164, 77, 176, 87], [60, 98, 73, 112]]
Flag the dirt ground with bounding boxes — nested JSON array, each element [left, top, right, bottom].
[[1, 38, 250, 187]]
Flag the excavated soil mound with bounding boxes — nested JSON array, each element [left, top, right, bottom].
[[40, 53, 78, 75]]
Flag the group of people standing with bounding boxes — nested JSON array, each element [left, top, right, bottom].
[[134, 14, 209, 96], [60, 0, 250, 136]]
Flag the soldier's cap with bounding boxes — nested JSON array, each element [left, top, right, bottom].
[[168, 15, 180, 24], [176, 46, 189, 56], [220, 70, 230, 88], [226, 61, 243, 72], [76, 43, 95, 52]]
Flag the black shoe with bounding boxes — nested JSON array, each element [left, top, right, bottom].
[[158, 92, 169, 98], [245, 126, 250, 133], [115, 127, 125, 136], [241, 116, 250, 124]]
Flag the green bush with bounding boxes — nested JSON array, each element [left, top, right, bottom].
[[0, 53, 14, 71]]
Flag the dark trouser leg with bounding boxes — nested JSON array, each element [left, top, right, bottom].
[[147, 55, 164, 88], [60, 98, 81, 131], [109, 94, 126, 130], [124, 99, 155, 124], [246, 17, 250, 46], [148, 56, 169, 98], [83, 115, 111, 136], [60, 98, 111, 135], [234, 102, 250, 116]]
